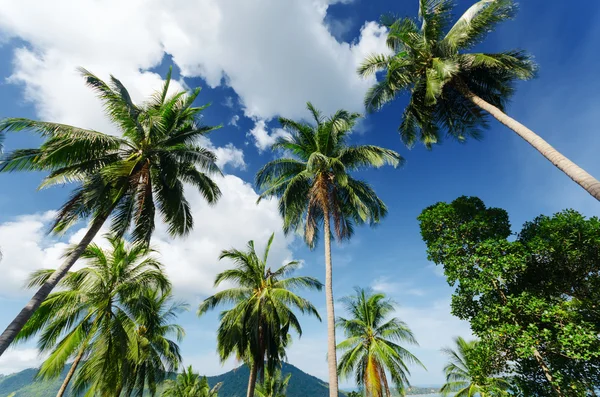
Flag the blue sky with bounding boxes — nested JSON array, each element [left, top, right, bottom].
[[0, 0, 599, 387]]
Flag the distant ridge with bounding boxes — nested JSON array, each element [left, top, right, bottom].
[[0, 362, 344, 397]]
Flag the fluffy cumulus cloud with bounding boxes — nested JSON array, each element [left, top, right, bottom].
[[0, 176, 290, 300], [247, 119, 290, 152], [0, 348, 44, 374], [0, 212, 64, 298], [0, 0, 389, 124]]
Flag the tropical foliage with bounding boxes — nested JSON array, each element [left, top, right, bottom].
[[419, 196, 600, 396], [255, 370, 292, 397], [14, 235, 179, 396], [336, 288, 423, 397], [1, 0, 599, 393], [162, 366, 222, 397], [360, 0, 600, 200], [197, 233, 322, 397], [256, 103, 402, 397], [0, 66, 222, 355], [441, 337, 511, 397]]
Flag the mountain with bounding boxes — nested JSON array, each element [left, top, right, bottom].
[[0, 362, 344, 397]]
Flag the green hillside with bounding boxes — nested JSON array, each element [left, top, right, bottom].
[[0, 362, 344, 397]]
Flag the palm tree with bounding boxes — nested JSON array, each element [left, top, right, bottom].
[[336, 288, 423, 397], [255, 103, 402, 397], [15, 235, 173, 397], [441, 337, 512, 397], [198, 233, 322, 397], [360, 0, 600, 201], [126, 289, 188, 397], [255, 370, 292, 397], [0, 67, 222, 355], [162, 366, 222, 397]]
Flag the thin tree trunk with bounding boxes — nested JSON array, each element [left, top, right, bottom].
[[56, 345, 86, 397], [491, 279, 563, 396], [457, 84, 600, 201], [532, 349, 563, 397], [247, 362, 258, 397], [323, 210, 339, 397], [0, 212, 109, 357]]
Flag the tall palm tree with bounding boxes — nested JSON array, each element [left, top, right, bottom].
[[126, 289, 188, 397], [162, 366, 222, 397], [360, 0, 600, 201], [0, 67, 222, 355], [15, 235, 173, 397], [336, 288, 423, 397], [441, 337, 512, 397], [255, 370, 292, 397], [255, 103, 402, 397], [198, 233, 322, 397]]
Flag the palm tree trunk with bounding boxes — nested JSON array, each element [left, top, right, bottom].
[[457, 84, 600, 201], [323, 210, 339, 397], [247, 362, 258, 397], [0, 212, 109, 357], [56, 345, 87, 397]]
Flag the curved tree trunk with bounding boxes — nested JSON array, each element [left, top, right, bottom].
[[56, 345, 87, 397], [0, 213, 109, 357], [458, 85, 600, 202], [247, 362, 258, 397], [323, 210, 339, 397]]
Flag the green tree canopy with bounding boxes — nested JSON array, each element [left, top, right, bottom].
[[198, 233, 322, 397], [0, 66, 222, 356], [336, 288, 423, 397], [255, 370, 292, 397], [418, 196, 600, 396], [441, 337, 512, 397], [15, 235, 178, 397], [162, 366, 222, 397], [127, 289, 188, 397], [360, 0, 600, 200], [255, 102, 402, 397]]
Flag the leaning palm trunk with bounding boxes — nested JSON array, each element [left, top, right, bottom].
[[323, 211, 339, 397], [0, 213, 108, 356], [56, 345, 87, 397], [457, 84, 600, 201], [247, 362, 259, 397]]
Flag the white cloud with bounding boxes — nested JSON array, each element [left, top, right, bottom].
[[247, 119, 290, 152], [396, 300, 472, 384], [0, 0, 389, 124], [0, 212, 63, 298], [0, 176, 290, 301], [0, 348, 44, 374], [229, 115, 240, 127], [371, 277, 425, 297]]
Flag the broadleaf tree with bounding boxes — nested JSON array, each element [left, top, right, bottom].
[[418, 196, 600, 396]]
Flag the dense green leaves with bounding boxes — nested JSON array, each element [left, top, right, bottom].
[[162, 366, 222, 397], [15, 235, 182, 396], [360, 0, 536, 148], [440, 337, 512, 397], [336, 288, 423, 397], [256, 102, 402, 248], [197, 234, 322, 395], [0, 67, 221, 245], [255, 370, 292, 397], [418, 196, 600, 395]]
